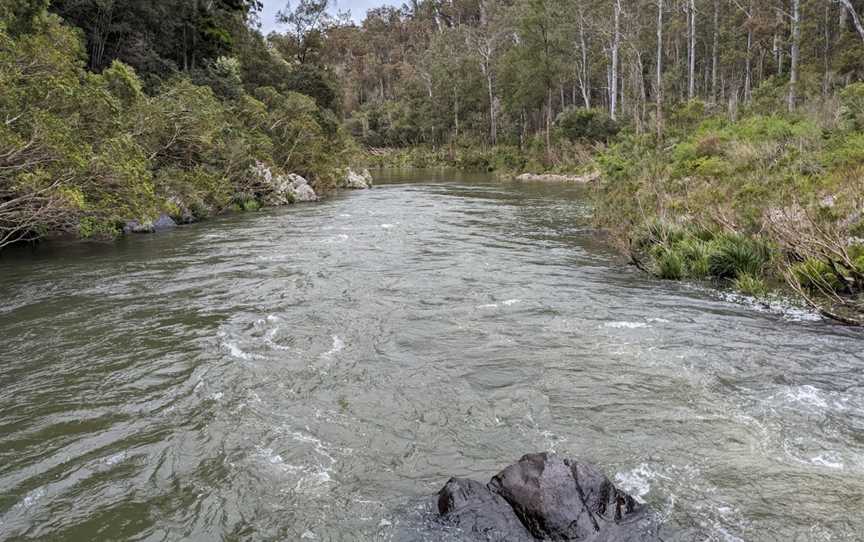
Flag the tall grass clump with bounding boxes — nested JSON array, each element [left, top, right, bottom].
[[707, 234, 771, 279]]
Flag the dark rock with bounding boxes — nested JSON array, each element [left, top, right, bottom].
[[152, 214, 177, 231], [437, 453, 662, 542], [438, 478, 534, 541]]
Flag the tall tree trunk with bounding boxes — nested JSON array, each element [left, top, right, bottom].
[[789, 0, 801, 112], [610, 0, 622, 120], [454, 86, 460, 139], [478, 0, 497, 145], [823, 3, 831, 96], [635, 50, 646, 133], [836, 0, 864, 42], [656, 0, 664, 137], [711, 0, 719, 103], [190, 0, 198, 71], [487, 75, 497, 144], [577, 8, 591, 108], [745, 28, 752, 101], [546, 87, 553, 156], [688, 0, 696, 100], [776, 7, 785, 76]]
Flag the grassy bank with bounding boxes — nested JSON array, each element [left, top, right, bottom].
[[359, 142, 595, 176], [359, 95, 864, 324], [357, 109, 618, 176], [593, 94, 864, 324]]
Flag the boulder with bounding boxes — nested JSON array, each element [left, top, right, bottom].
[[152, 214, 177, 231], [342, 168, 374, 189], [250, 161, 318, 205], [287, 173, 318, 202], [438, 478, 535, 542], [438, 453, 661, 542], [123, 214, 176, 234]]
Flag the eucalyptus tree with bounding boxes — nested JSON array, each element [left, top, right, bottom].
[[48, 0, 262, 74], [276, 0, 331, 64], [789, 0, 801, 110], [468, 0, 509, 144], [834, 0, 864, 42]]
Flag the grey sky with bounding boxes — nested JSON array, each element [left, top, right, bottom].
[[258, 0, 400, 32]]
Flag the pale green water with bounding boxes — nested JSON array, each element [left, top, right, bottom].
[[1, 170, 862, 541]]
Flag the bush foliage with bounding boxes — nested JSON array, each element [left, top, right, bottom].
[[0, 15, 352, 248]]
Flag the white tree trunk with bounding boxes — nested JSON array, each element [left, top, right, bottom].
[[688, 0, 696, 100], [656, 0, 664, 136], [836, 0, 864, 42], [610, 0, 621, 120], [577, 8, 592, 108], [746, 27, 752, 101], [711, 0, 719, 102], [789, 0, 801, 111]]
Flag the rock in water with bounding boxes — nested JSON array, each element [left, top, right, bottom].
[[250, 161, 318, 204], [123, 214, 176, 234], [438, 453, 661, 542], [438, 478, 535, 542], [152, 214, 177, 231], [287, 173, 318, 202], [342, 168, 374, 189]]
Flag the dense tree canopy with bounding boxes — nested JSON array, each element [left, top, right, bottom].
[[300, 0, 864, 150], [0, 0, 352, 249]]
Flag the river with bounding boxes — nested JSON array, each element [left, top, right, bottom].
[[1, 170, 862, 541]]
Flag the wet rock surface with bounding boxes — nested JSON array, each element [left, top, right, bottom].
[[123, 214, 177, 234], [342, 168, 374, 189], [250, 161, 319, 204], [437, 453, 661, 541], [438, 478, 535, 541]]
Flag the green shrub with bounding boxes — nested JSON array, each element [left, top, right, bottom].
[[825, 133, 864, 167], [707, 234, 770, 279], [101, 60, 144, 107], [849, 244, 864, 275], [668, 100, 707, 131], [839, 82, 864, 131], [555, 108, 620, 143], [78, 216, 120, 239], [733, 273, 769, 298], [791, 258, 843, 293], [654, 247, 685, 280], [675, 237, 712, 278]]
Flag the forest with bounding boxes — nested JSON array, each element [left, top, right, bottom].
[[4, 0, 864, 320]]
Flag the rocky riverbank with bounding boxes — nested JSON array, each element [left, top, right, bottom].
[[513, 171, 600, 183], [121, 165, 374, 236]]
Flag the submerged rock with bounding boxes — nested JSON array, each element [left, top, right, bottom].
[[437, 453, 661, 542], [123, 214, 177, 234], [342, 168, 374, 189]]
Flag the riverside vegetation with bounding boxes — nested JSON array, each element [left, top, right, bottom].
[[318, 0, 864, 325], [5, 0, 864, 323], [0, 0, 355, 249]]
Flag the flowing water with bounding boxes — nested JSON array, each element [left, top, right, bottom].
[[1, 170, 863, 542]]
